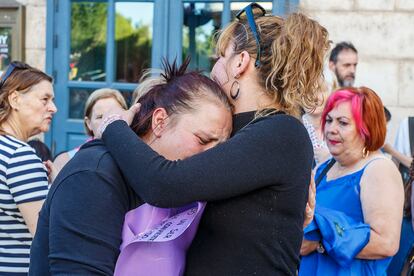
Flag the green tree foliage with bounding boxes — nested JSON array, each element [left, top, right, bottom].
[[115, 15, 152, 82], [71, 3, 107, 54], [182, 4, 221, 72], [70, 3, 152, 82]]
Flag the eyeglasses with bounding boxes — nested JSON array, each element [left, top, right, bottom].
[[236, 2, 266, 68], [0, 62, 28, 89]]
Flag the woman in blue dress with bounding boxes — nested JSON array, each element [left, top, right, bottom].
[[299, 87, 404, 275]]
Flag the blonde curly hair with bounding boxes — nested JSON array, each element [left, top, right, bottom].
[[216, 13, 330, 117]]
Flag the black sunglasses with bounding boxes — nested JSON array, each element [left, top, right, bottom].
[[236, 3, 266, 68], [0, 62, 28, 89]]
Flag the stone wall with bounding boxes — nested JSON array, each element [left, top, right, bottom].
[[15, 0, 46, 71], [14, 0, 46, 141], [300, 0, 414, 143]]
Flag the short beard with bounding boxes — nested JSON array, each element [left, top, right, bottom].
[[341, 78, 355, 87], [335, 69, 355, 87]]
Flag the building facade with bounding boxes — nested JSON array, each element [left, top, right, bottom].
[[300, 0, 414, 147], [4, 0, 414, 153]]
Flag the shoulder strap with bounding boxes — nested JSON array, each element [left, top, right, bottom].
[[409, 117, 414, 156], [315, 159, 336, 186], [362, 156, 388, 170]]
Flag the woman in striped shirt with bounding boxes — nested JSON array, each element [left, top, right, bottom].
[[0, 61, 57, 275]]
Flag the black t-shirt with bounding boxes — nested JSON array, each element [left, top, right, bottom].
[[102, 111, 313, 275], [29, 140, 141, 275]]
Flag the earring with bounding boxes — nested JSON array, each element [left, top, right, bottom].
[[230, 81, 240, 100], [362, 147, 370, 158]]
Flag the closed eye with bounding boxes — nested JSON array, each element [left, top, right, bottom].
[[197, 136, 209, 145]]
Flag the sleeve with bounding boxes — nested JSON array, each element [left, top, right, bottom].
[[6, 145, 48, 204], [102, 116, 313, 207], [48, 171, 128, 275], [393, 118, 410, 156]]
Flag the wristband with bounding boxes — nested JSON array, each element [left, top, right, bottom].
[[98, 114, 122, 138]]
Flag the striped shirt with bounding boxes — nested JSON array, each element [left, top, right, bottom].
[[0, 135, 48, 275]]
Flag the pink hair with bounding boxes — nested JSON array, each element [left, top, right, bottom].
[[321, 89, 369, 141]]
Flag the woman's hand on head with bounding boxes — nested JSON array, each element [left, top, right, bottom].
[[95, 103, 141, 139]]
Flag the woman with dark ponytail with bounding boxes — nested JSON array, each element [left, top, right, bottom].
[[29, 58, 233, 275], [98, 3, 329, 275]]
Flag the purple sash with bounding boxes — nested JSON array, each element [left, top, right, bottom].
[[114, 202, 206, 276]]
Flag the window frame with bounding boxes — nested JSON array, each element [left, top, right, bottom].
[[45, 0, 297, 154]]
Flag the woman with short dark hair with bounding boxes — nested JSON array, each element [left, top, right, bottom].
[[29, 58, 233, 275]]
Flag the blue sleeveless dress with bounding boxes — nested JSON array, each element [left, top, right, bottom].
[[299, 158, 392, 276]]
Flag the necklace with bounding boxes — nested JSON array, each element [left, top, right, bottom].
[[239, 108, 281, 132]]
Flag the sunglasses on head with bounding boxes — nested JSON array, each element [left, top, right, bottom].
[[0, 62, 29, 89], [236, 2, 266, 68]]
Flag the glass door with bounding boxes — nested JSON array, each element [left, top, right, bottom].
[[180, 0, 293, 73], [47, 0, 156, 154], [46, 0, 297, 154]]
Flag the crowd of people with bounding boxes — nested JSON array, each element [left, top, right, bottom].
[[0, 2, 413, 275]]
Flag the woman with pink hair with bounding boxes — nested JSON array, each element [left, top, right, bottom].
[[300, 87, 403, 275]]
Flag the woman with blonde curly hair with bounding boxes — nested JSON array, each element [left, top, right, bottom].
[[99, 3, 329, 275]]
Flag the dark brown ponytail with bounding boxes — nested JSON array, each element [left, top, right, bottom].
[[130, 57, 232, 137]]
